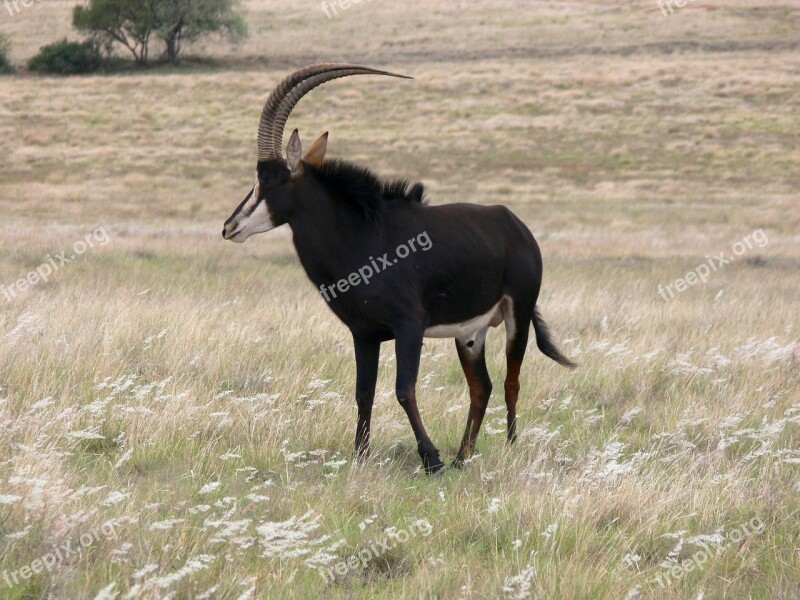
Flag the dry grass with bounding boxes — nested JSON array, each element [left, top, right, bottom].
[[1, 1, 799, 598]]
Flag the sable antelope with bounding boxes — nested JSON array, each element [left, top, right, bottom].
[[223, 64, 576, 474]]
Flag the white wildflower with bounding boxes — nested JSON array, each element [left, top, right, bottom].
[[132, 565, 159, 580], [198, 482, 221, 495], [358, 514, 377, 531], [114, 448, 133, 469], [102, 491, 130, 506], [245, 494, 270, 504], [622, 553, 641, 568], [29, 396, 54, 411], [93, 582, 118, 600], [619, 407, 642, 427], [151, 554, 214, 589], [624, 586, 641, 600], [502, 564, 535, 599], [68, 430, 105, 440], [256, 510, 328, 559], [149, 519, 184, 531]]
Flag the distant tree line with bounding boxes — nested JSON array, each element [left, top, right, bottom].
[[22, 0, 247, 75]]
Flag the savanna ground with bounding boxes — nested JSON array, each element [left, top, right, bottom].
[[1, 1, 799, 598]]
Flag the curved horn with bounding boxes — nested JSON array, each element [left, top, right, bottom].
[[257, 63, 412, 162]]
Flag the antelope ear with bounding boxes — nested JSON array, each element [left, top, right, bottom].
[[304, 132, 328, 167], [286, 129, 302, 174]]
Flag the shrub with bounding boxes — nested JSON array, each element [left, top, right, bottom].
[[0, 34, 13, 74], [28, 39, 102, 75]]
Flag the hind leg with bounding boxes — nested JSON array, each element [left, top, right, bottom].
[[504, 302, 532, 444], [453, 327, 492, 466]]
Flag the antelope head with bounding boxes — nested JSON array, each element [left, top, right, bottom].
[[222, 63, 411, 243]]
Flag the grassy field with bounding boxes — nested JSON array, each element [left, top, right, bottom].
[[1, 1, 799, 598]]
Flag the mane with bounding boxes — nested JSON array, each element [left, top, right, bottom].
[[310, 159, 427, 220]]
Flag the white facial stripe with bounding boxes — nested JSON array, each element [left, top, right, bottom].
[[247, 198, 276, 234], [239, 180, 259, 217], [228, 176, 277, 242]]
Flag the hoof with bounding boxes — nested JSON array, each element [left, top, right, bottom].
[[426, 462, 446, 476], [422, 453, 445, 475]]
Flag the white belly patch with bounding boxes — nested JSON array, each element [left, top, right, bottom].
[[424, 299, 504, 339]]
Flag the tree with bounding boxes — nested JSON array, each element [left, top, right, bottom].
[[0, 33, 13, 74], [73, 0, 246, 68], [155, 0, 247, 65], [73, 0, 158, 67]]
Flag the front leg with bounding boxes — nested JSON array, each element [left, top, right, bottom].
[[394, 328, 444, 474], [353, 336, 380, 461]]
